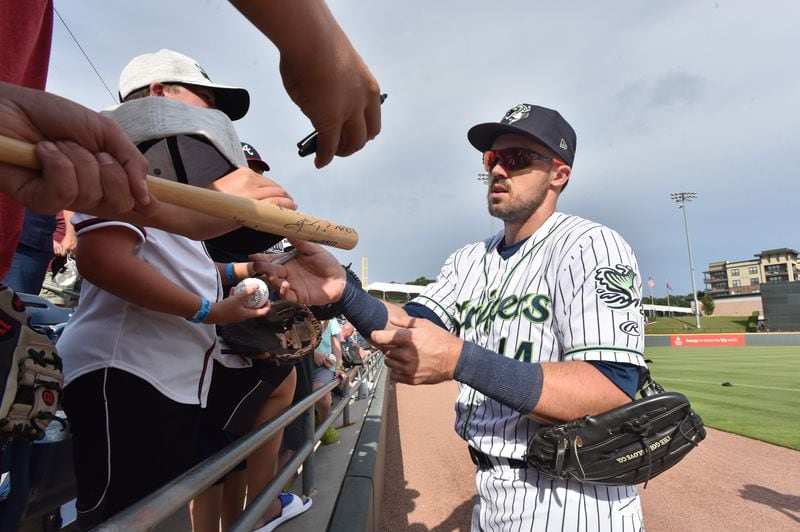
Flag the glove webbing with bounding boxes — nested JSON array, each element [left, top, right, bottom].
[[623, 417, 655, 488]]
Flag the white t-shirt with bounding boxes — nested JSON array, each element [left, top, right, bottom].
[[58, 217, 222, 407], [59, 97, 246, 406]]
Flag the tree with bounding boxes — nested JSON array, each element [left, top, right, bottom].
[[406, 276, 436, 286], [701, 293, 715, 316]]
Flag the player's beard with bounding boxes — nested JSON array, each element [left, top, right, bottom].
[[487, 186, 548, 224]]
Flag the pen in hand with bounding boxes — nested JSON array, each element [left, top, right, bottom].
[[297, 93, 388, 157]]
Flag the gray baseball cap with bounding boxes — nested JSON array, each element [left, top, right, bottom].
[[118, 49, 250, 121]]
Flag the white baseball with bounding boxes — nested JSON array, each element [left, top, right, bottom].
[[234, 277, 270, 309]]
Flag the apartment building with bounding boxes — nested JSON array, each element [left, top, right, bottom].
[[705, 248, 799, 297]]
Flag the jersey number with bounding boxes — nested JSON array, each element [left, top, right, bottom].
[[499, 337, 534, 364]]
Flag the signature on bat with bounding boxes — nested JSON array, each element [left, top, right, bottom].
[[285, 218, 323, 233], [284, 218, 356, 234]]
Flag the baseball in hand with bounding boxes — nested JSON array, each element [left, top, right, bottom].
[[234, 278, 270, 309]]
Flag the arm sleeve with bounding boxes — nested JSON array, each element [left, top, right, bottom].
[[404, 301, 447, 329]]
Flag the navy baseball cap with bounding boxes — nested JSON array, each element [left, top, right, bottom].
[[467, 104, 576, 166], [241, 142, 270, 172]]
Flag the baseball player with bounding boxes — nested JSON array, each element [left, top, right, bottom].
[[256, 103, 648, 531]]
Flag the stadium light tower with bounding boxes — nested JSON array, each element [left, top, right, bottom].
[[671, 192, 701, 329]]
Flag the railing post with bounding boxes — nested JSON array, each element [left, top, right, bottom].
[[301, 408, 316, 497], [343, 374, 351, 425]]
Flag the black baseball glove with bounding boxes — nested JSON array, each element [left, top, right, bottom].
[[217, 300, 321, 365], [525, 376, 706, 487]]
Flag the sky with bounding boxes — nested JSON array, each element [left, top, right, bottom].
[[46, 0, 799, 295]]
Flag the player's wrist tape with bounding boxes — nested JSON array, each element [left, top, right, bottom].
[[337, 272, 388, 337], [454, 341, 543, 415], [187, 296, 212, 323], [225, 262, 237, 285]]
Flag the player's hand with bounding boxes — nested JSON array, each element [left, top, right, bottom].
[[251, 239, 346, 305], [0, 82, 155, 216], [206, 287, 272, 324], [371, 316, 464, 385], [209, 167, 296, 210]]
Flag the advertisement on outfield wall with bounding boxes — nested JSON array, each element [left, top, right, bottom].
[[670, 334, 745, 347]]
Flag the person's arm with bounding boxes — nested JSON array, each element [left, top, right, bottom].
[[95, 166, 297, 241], [371, 316, 630, 423], [76, 225, 270, 324], [253, 241, 409, 339], [251, 240, 623, 420], [229, 0, 381, 168], [215, 260, 255, 287], [57, 210, 77, 255], [0, 81, 153, 216]]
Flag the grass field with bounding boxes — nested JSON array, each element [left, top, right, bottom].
[[643, 345, 800, 450], [644, 315, 749, 334]]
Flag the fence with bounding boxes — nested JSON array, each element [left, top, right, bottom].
[[93, 352, 385, 532], [645, 333, 800, 347]]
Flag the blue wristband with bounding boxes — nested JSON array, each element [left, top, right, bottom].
[[225, 262, 236, 285], [187, 296, 212, 323], [454, 341, 543, 415]]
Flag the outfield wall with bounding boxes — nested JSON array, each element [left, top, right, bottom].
[[645, 333, 800, 347]]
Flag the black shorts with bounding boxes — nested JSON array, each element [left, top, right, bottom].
[[195, 359, 294, 484], [63, 368, 201, 529], [194, 425, 246, 485], [202, 360, 294, 436]]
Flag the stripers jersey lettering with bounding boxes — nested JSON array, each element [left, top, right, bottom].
[[457, 292, 551, 332]]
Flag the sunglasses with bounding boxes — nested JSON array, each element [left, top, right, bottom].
[[482, 147, 564, 173]]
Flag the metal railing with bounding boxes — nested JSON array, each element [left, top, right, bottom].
[[94, 352, 385, 532]]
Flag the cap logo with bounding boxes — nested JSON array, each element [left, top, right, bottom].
[[560, 138, 568, 150], [242, 144, 255, 157], [194, 63, 211, 81], [502, 104, 531, 125]]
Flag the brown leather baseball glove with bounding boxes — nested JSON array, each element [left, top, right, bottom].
[[217, 300, 322, 365]]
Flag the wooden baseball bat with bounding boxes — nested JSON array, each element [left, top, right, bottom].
[[0, 135, 358, 249]]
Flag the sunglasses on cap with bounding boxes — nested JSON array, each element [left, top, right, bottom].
[[482, 147, 565, 173]]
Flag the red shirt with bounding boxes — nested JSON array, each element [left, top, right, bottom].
[[0, 0, 54, 278]]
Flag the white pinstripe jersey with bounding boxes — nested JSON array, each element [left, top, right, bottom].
[[413, 212, 647, 460]]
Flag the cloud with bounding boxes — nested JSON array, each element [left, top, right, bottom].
[[44, 0, 799, 293]]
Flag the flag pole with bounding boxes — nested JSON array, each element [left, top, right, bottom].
[[666, 283, 671, 316]]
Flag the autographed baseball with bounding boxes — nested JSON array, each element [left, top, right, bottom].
[[234, 278, 270, 309]]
